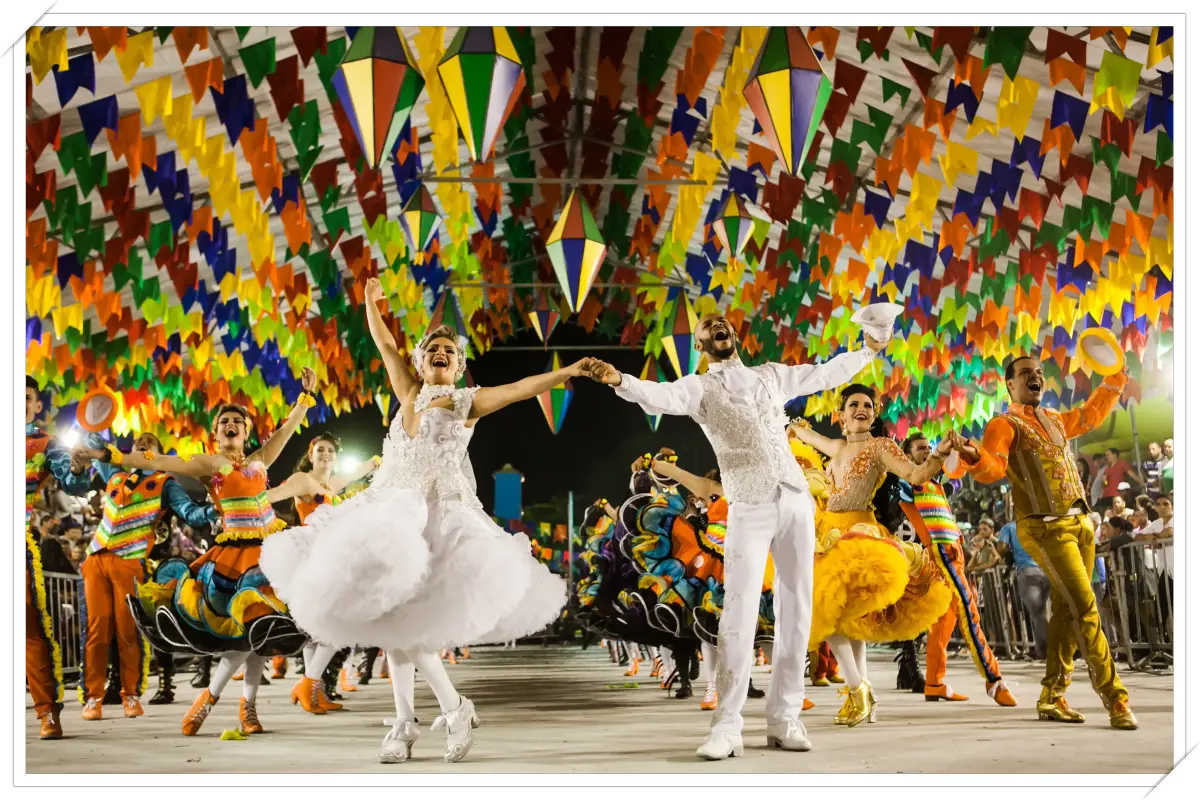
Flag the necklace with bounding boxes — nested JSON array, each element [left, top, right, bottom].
[[845, 432, 872, 442]]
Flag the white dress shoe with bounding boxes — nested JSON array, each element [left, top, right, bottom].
[[766, 720, 812, 751], [379, 719, 420, 764], [431, 697, 480, 763], [696, 732, 744, 761]]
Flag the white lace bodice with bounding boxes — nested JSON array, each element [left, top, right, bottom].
[[698, 367, 808, 504], [371, 384, 483, 509]]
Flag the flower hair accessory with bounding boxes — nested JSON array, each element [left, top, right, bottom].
[[409, 330, 469, 381]]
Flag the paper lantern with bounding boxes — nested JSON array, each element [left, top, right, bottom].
[[640, 356, 666, 432], [437, 26, 527, 162], [331, 27, 425, 169], [399, 185, 441, 254], [527, 292, 560, 347], [744, 27, 832, 177], [661, 293, 701, 380], [537, 352, 574, 434], [712, 193, 758, 262], [546, 189, 606, 313]]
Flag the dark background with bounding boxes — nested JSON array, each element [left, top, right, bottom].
[[265, 321, 724, 521]]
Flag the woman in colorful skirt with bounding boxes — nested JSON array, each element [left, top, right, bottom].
[[789, 384, 953, 727], [119, 367, 319, 736]]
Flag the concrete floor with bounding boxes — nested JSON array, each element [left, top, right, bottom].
[[26, 645, 1172, 774]]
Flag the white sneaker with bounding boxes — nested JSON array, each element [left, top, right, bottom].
[[766, 719, 812, 751], [431, 697, 480, 763], [379, 719, 420, 764], [696, 731, 744, 761]]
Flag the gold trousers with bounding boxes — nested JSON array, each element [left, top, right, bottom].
[[1017, 514, 1127, 706]]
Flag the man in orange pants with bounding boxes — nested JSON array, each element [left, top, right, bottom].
[[899, 433, 1016, 707], [75, 432, 217, 720], [25, 376, 95, 739]]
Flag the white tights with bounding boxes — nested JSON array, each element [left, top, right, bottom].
[[701, 642, 717, 689], [386, 649, 461, 723], [826, 635, 868, 689], [208, 652, 266, 702], [304, 643, 338, 681]]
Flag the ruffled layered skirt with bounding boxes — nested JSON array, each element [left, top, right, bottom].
[[259, 485, 566, 652], [810, 509, 952, 645]]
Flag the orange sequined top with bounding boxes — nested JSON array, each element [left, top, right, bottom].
[[825, 438, 904, 514], [966, 373, 1126, 519], [209, 461, 277, 544]]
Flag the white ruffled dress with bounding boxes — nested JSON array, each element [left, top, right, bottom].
[[260, 384, 566, 653]]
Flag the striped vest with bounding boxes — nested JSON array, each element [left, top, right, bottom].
[[211, 463, 277, 544], [90, 471, 169, 560], [25, 434, 51, 527], [908, 481, 961, 544]]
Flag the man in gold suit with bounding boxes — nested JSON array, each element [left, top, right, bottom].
[[955, 355, 1136, 730]]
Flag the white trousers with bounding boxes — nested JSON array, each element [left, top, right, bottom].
[[711, 485, 815, 735]]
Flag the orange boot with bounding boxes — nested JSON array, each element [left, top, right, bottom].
[[315, 682, 343, 712], [624, 658, 640, 677], [987, 680, 1017, 707], [461, 646, 471, 660], [339, 667, 358, 693], [380, 657, 390, 679], [290, 677, 328, 715], [239, 698, 264, 734], [39, 709, 63, 740], [232, 669, 244, 681], [81, 698, 103, 721], [649, 657, 663, 678], [182, 690, 217, 736], [755, 648, 765, 667], [701, 685, 718, 711], [123, 696, 145, 718], [803, 698, 815, 711], [447, 650, 458, 665], [272, 656, 288, 680]]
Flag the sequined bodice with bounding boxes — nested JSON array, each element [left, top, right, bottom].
[[372, 384, 482, 509], [825, 438, 902, 513], [698, 367, 808, 504]]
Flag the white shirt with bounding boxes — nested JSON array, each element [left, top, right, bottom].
[[613, 348, 875, 504]]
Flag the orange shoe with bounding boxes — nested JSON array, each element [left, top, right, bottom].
[[232, 670, 244, 681], [290, 677, 328, 715], [315, 683, 343, 712], [624, 658, 640, 677], [239, 698, 264, 734], [380, 658, 390, 679], [649, 657, 663, 678], [987, 680, 1017, 707], [39, 709, 63, 739], [339, 667, 358, 693], [462, 647, 471, 660], [182, 690, 217, 736], [755, 649, 765, 667], [81, 698, 103, 721], [925, 683, 969, 702], [701, 686, 718, 711], [123, 696, 145, 718], [803, 698, 815, 711], [271, 656, 287, 680], [447, 651, 458, 665]]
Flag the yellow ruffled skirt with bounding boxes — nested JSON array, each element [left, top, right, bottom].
[[811, 509, 952, 645]]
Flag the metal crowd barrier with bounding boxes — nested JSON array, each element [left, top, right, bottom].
[[965, 538, 1173, 674], [42, 571, 83, 680]]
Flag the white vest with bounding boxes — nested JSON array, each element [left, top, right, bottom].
[[698, 369, 808, 504]]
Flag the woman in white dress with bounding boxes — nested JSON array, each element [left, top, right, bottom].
[[261, 277, 579, 764]]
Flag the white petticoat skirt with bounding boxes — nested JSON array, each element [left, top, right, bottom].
[[259, 486, 567, 652]]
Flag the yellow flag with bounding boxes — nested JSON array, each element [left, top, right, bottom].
[[115, 30, 155, 83]]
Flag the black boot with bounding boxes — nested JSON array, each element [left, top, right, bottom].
[[149, 651, 175, 705], [190, 656, 212, 689], [689, 651, 701, 681], [894, 640, 925, 693], [674, 650, 694, 699], [323, 647, 350, 702], [358, 647, 379, 686], [747, 678, 765, 699]]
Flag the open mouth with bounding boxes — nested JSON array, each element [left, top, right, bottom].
[[223, 426, 239, 438], [431, 355, 449, 368], [1027, 380, 1043, 393], [853, 412, 870, 421]]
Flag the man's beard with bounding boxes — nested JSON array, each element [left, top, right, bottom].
[[700, 337, 736, 360]]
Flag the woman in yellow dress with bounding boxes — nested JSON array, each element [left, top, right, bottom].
[[789, 384, 953, 727]]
